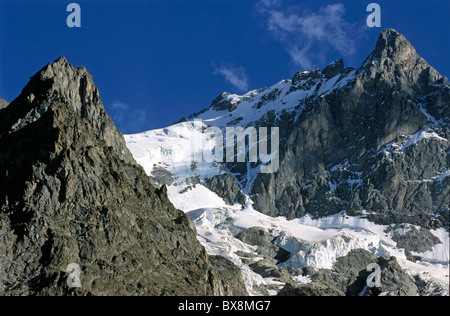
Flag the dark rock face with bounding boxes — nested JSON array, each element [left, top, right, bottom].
[[414, 274, 449, 296], [278, 273, 346, 297], [389, 225, 442, 255], [149, 166, 174, 187], [0, 58, 247, 296], [322, 59, 344, 80], [249, 29, 449, 232], [332, 249, 417, 296], [236, 227, 290, 264], [205, 173, 245, 206], [278, 249, 418, 296], [210, 93, 240, 112]]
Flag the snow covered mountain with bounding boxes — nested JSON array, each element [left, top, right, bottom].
[[125, 29, 449, 296]]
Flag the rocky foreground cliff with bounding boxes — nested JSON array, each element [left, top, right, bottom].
[[0, 58, 247, 296]]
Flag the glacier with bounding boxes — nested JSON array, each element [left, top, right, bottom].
[[124, 119, 449, 296]]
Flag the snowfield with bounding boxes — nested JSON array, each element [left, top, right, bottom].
[[125, 119, 449, 296], [167, 183, 449, 295]]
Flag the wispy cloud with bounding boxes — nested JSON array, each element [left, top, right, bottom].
[[108, 100, 149, 134], [257, 1, 357, 70], [111, 101, 129, 110], [213, 63, 249, 93]]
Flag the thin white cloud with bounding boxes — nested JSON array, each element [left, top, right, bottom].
[[267, 11, 299, 33], [111, 101, 129, 110], [288, 46, 314, 70], [108, 101, 149, 134], [257, 1, 357, 70], [213, 63, 249, 92]]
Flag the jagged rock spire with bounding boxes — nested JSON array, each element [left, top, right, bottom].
[[363, 29, 443, 94], [0, 57, 247, 296]]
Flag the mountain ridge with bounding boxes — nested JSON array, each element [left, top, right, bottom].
[[176, 29, 449, 230], [125, 30, 449, 291], [0, 57, 247, 296]]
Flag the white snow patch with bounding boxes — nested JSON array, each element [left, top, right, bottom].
[[168, 185, 229, 212], [294, 275, 312, 285], [411, 228, 450, 264], [378, 129, 448, 161], [436, 170, 450, 183], [402, 130, 447, 151]]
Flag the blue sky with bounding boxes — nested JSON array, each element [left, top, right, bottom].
[[0, 0, 449, 134]]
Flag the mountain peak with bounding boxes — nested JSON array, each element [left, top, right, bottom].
[[0, 58, 247, 296], [360, 29, 444, 96], [6, 57, 101, 129], [322, 59, 344, 79], [0, 57, 133, 166], [371, 28, 418, 63], [55, 55, 69, 64], [36, 56, 94, 106], [379, 28, 404, 41]]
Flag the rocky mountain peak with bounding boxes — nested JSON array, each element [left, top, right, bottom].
[[233, 30, 449, 230], [372, 29, 417, 62], [1, 57, 134, 166], [363, 29, 443, 95], [209, 92, 240, 112], [322, 59, 345, 79], [0, 58, 247, 296], [27, 56, 100, 125]]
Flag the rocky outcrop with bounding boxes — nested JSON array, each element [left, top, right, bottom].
[[0, 57, 247, 296], [414, 274, 449, 296], [209, 93, 240, 112], [278, 272, 346, 296], [205, 173, 246, 206], [332, 249, 417, 296], [236, 227, 290, 263], [278, 249, 418, 296], [322, 59, 344, 80], [0, 99, 8, 109], [388, 225, 442, 255]]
